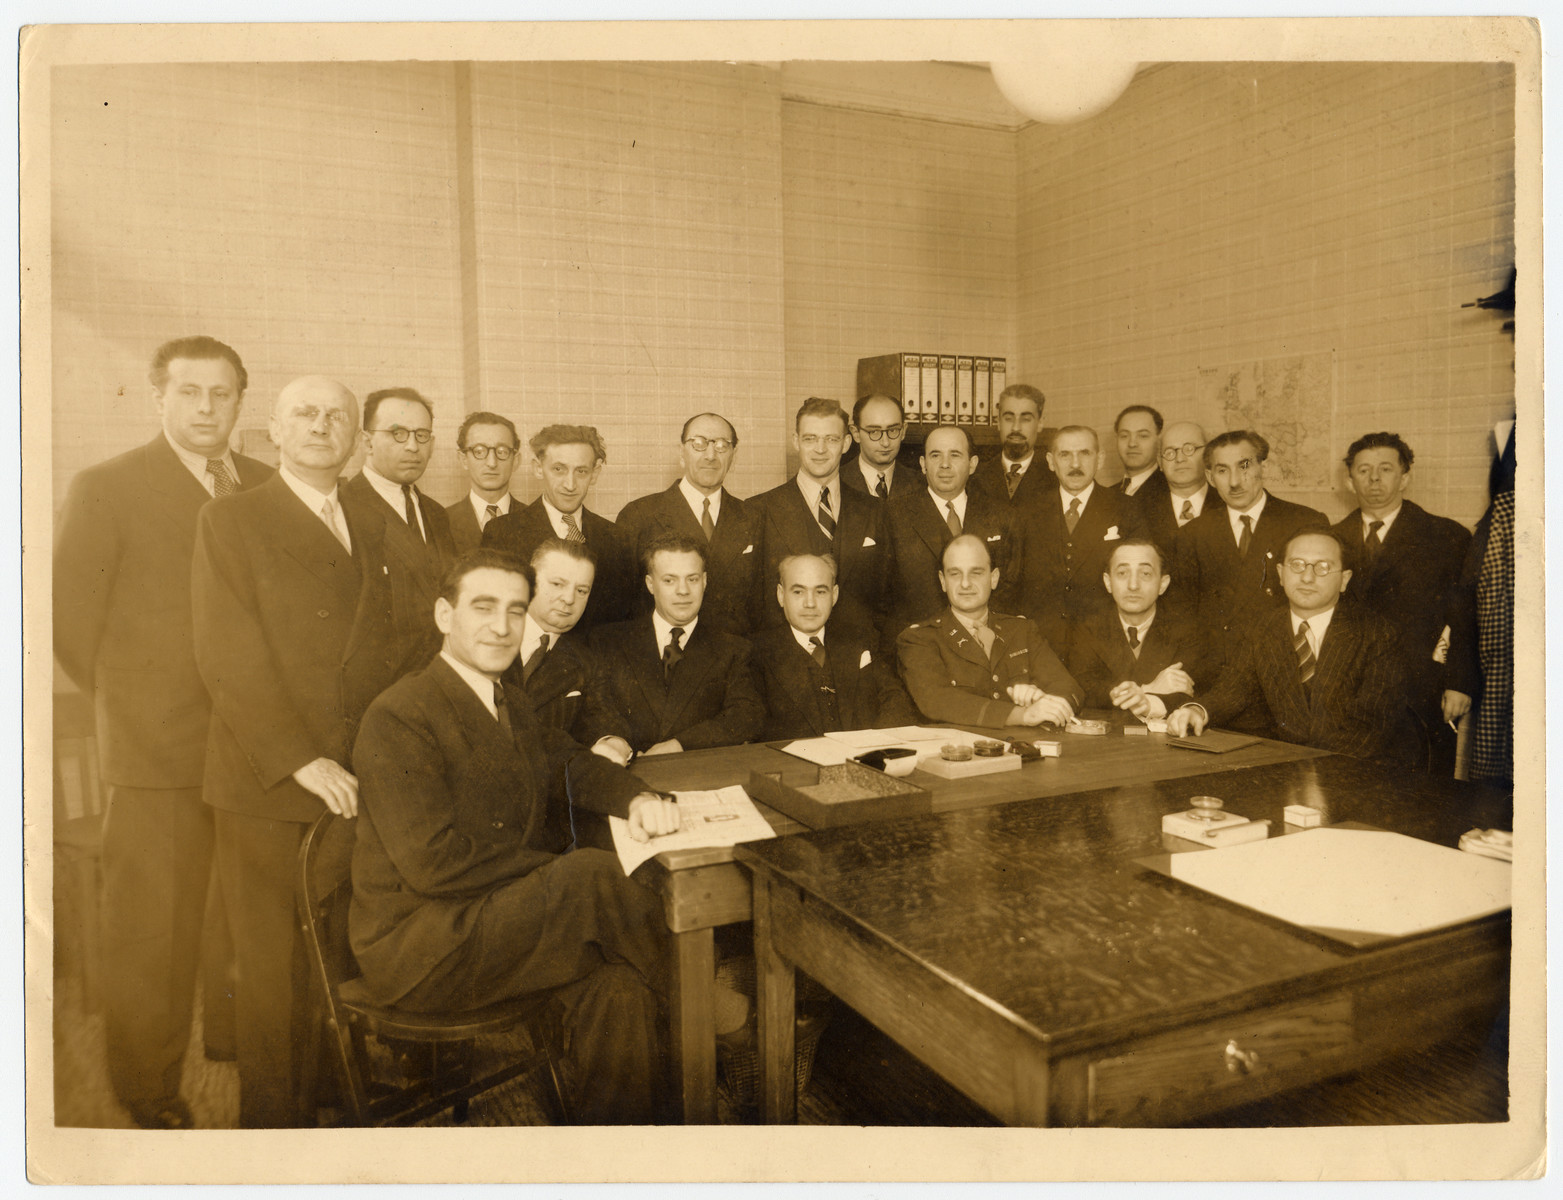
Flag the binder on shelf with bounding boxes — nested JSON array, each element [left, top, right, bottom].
[[973, 357, 991, 422], [955, 356, 974, 424], [919, 355, 940, 418], [938, 355, 957, 419], [989, 357, 1007, 424], [900, 352, 921, 421]]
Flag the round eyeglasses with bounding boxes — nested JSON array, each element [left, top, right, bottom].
[[370, 427, 434, 445], [1284, 559, 1338, 577], [1160, 442, 1207, 462], [683, 436, 734, 454], [463, 443, 516, 461]]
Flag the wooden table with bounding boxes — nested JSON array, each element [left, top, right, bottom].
[[626, 720, 1326, 1123], [737, 755, 1514, 1126]]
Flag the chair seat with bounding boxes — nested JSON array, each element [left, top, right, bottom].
[[338, 976, 553, 1042]]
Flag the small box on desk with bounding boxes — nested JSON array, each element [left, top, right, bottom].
[[917, 752, 1024, 779], [748, 762, 933, 830]]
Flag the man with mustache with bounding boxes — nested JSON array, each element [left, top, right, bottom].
[[969, 383, 1057, 508]]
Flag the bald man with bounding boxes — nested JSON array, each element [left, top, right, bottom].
[[192, 375, 401, 1126], [1139, 419, 1223, 557]]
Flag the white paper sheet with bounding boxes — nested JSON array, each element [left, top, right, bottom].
[[814, 726, 979, 762], [780, 737, 854, 766], [608, 785, 777, 875], [1168, 827, 1511, 940]]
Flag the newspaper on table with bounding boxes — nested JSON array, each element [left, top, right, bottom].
[[780, 726, 978, 766], [608, 784, 776, 875]]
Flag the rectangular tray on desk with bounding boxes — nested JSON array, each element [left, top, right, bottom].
[[748, 762, 933, 829]]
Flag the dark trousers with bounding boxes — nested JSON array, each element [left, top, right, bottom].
[[100, 785, 231, 1118], [214, 808, 311, 1128], [398, 848, 669, 1124]]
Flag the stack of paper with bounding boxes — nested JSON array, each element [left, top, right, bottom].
[[780, 727, 976, 767], [608, 785, 776, 875]]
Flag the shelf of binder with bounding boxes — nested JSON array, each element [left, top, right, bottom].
[[856, 352, 1008, 433]]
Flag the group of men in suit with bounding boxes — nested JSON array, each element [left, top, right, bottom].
[[54, 335, 1490, 1130]]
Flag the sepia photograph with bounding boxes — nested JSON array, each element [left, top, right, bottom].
[[21, 14, 1544, 1186]]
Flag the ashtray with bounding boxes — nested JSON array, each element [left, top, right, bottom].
[[850, 747, 919, 777], [972, 738, 1006, 757], [940, 743, 974, 762], [1068, 718, 1109, 736]]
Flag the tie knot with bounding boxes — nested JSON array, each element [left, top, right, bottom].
[[1181, 500, 1194, 517], [538, 633, 550, 653], [1008, 463, 1022, 477], [1368, 520, 1384, 538], [1241, 514, 1252, 529], [1068, 497, 1080, 512], [1126, 623, 1140, 648], [493, 680, 506, 708], [402, 483, 414, 497], [669, 626, 684, 650]]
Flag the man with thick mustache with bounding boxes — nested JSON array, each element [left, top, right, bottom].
[[969, 383, 1057, 508]]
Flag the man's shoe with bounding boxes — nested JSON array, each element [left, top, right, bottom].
[[131, 1098, 195, 1130]]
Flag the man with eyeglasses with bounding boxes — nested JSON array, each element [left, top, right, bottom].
[[1328, 432, 1476, 774], [1140, 420, 1223, 556], [482, 424, 635, 635], [750, 397, 891, 642], [191, 376, 400, 1125], [843, 394, 914, 501], [341, 387, 458, 674], [1168, 530, 1409, 762], [615, 413, 762, 637], [1173, 430, 1327, 699], [969, 383, 1058, 510], [1114, 404, 1168, 506], [446, 411, 523, 554]]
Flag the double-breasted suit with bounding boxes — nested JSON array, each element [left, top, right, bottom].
[[897, 609, 1083, 728], [750, 477, 892, 641], [446, 491, 520, 555], [191, 473, 401, 1126], [340, 471, 458, 675], [588, 616, 765, 752], [1191, 604, 1411, 762], [1016, 484, 1141, 658], [747, 624, 918, 741], [1330, 500, 1475, 766], [884, 488, 1020, 640], [1173, 492, 1328, 683], [53, 433, 271, 1120], [1066, 607, 1202, 711], [350, 656, 666, 1123], [614, 482, 763, 637], [481, 499, 635, 634]]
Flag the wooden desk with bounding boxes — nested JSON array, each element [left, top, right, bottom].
[[740, 756, 1514, 1126], [627, 723, 1325, 1123]]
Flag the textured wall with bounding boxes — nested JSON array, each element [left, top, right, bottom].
[[1016, 62, 1516, 525]]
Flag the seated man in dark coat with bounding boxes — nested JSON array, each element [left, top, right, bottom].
[[750, 553, 919, 741], [1069, 538, 1202, 720], [589, 534, 766, 755], [1168, 530, 1411, 762], [897, 535, 1082, 729], [349, 550, 683, 1124]]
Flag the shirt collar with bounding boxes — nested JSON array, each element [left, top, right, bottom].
[[790, 625, 824, 654], [1362, 503, 1403, 536], [541, 496, 586, 539], [795, 472, 840, 514], [953, 609, 990, 641], [678, 477, 722, 525], [652, 609, 698, 654], [361, 463, 420, 518], [928, 488, 967, 521], [163, 431, 237, 495], [1060, 480, 1096, 511], [857, 457, 893, 491], [519, 612, 553, 665], [277, 463, 341, 512], [1002, 450, 1034, 474], [470, 490, 512, 521], [1123, 465, 1157, 494], [441, 650, 501, 719], [1120, 610, 1156, 636], [1227, 489, 1269, 536], [1170, 482, 1209, 517], [1290, 605, 1337, 643]]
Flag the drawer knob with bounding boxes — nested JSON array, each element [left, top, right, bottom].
[[1224, 1040, 1261, 1074]]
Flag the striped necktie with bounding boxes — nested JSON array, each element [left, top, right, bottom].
[[1295, 619, 1316, 685], [562, 512, 586, 544], [817, 486, 836, 540], [875, 472, 888, 500]]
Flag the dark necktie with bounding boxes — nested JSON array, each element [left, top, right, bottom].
[[807, 635, 827, 669], [402, 484, 425, 542], [206, 459, 238, 498], [494, 681, 514, 739], [1179, 499, 1194, 524], [817, 486, 836, 540], [1126, 624, 1141, 656], [484, 503, 500, 528], [1006, 463, 1023, 497], [1295, 619, 1316, 685], [1238, 514, 1253, 559], [562, 512, 586, 544], [875, 472, 888, 500], [945, 501, 962, 538], [1364, 519, 1385, 565], [522, 633, 550, 683], [663, 626, 685, 678], [1120, 477, 1132, 494], [1065, 497, 1081, 535], [701, 497, 715, 541]]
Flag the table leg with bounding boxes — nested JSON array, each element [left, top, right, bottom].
[[752, 870, 797, 1124], [668, 926, 717, 1124]]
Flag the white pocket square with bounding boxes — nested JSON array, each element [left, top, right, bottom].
[[1104, 525, 1121, 540], [862, 536, 876, 547], [566, 690, 582, 698], [742, 544, 754, 554], [859, 650, 872, 668]]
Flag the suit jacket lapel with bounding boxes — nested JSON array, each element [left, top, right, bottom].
[[782, 637, 828, 735], [941, 612, 991, 670], [663, 624, 719, 734], [911, 491, 948, 560], [142, 435, 219, 531], [626, 619, 668, 726], [1096, 614, 1137, 681], [432, 657, 530, 785], [709, 488, 751, 565]]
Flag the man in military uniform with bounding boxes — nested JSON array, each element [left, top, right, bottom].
[[897, 535, 1081, 728]]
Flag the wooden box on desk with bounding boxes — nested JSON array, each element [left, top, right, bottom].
[[748, 761, 932, 829]]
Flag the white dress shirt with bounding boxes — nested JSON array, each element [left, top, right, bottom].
[[929, 488, 968, 527], [518, 612, 555, 667], [1360, 503, 1403, 544], [360, 463, 428, 540], [1226, 490, 1269, 545], [856, 457, 895, 496], [467, 490, 513, 531], [678, 477, 722, 526], [790, 625, 826, 655], [1290, 605, 1337, 658], [794, 473, 841, 525], [278, 464, 351, 551], [164, 432, 239, 497], [1169, 483, 1212, 525], [541, 496, 588, 540], [1000, 451, 1036, 482], [652, 610, 699, 657], [1059, 480, 1096, 515], [1122, 465, 1158, 496], [441, 650, 500, 719]]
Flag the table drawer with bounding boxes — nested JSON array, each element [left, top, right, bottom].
[[1084, 996, 1354, 1125]]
